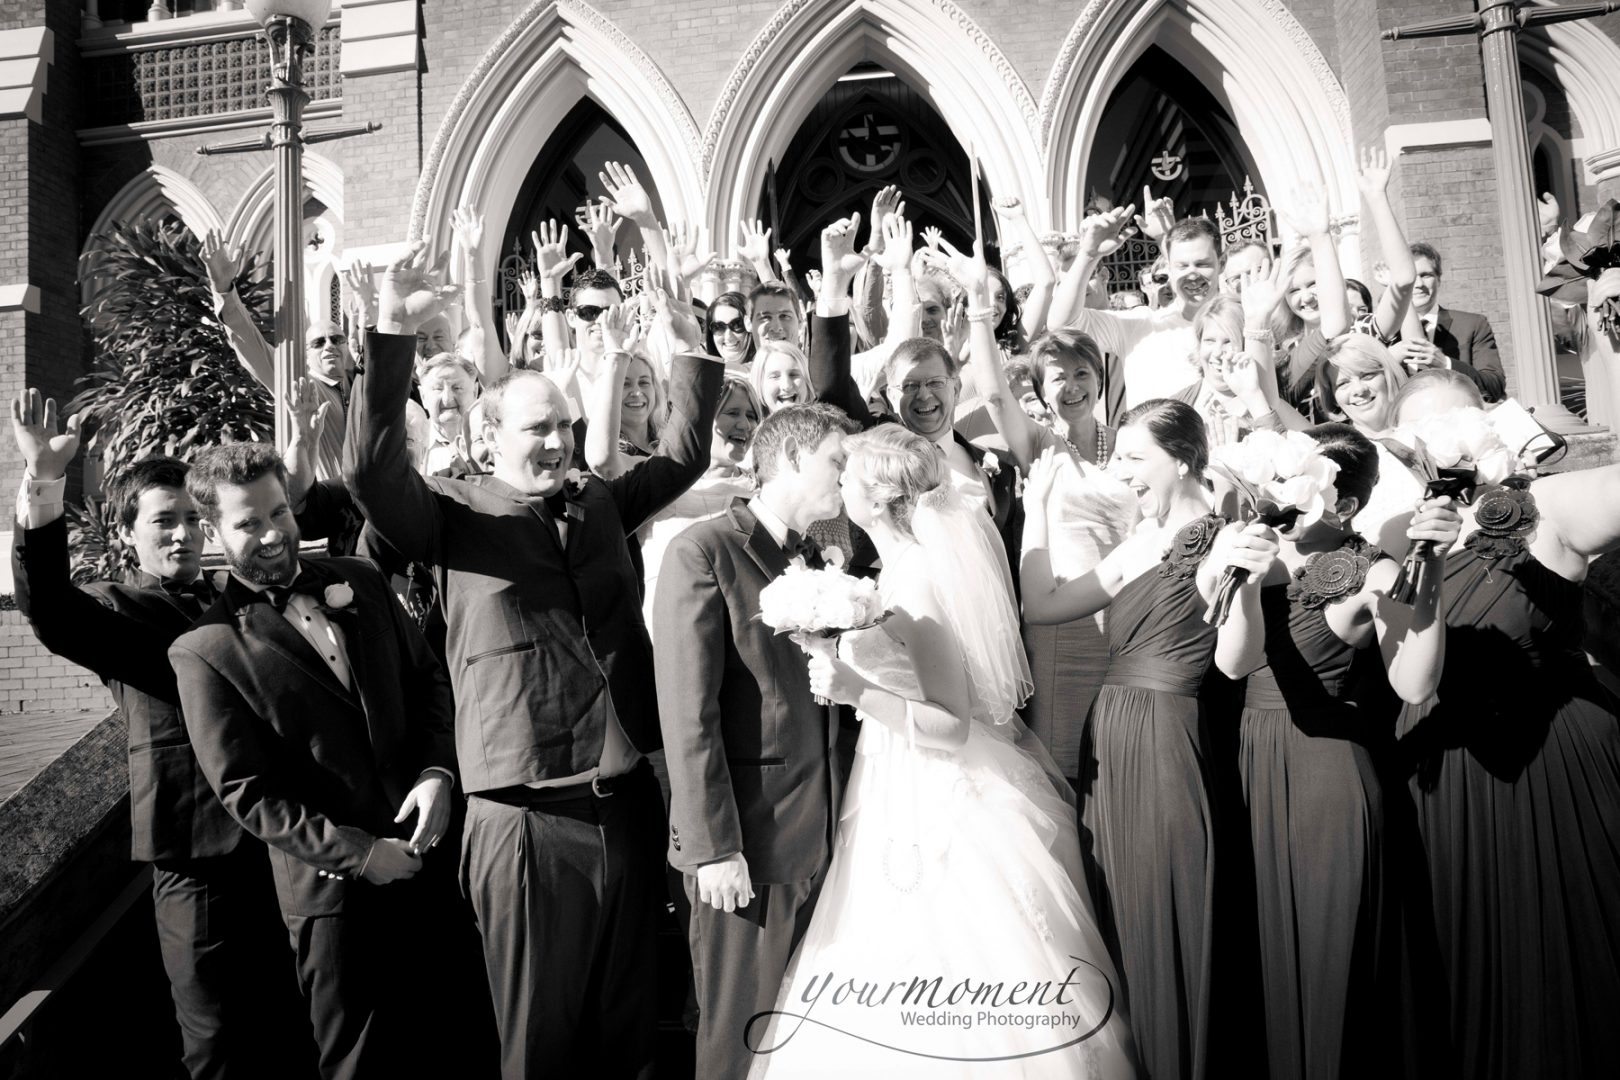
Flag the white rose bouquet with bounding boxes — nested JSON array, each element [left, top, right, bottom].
[[757, 547, 889, 705], [1204, 429, 1341, 625], [1382, 406, 1516, 601]]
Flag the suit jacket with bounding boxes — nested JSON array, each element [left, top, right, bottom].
[[653, 500, 839, 884], [168, 556, 456, 916], [12, 516, 242, 862], [1432, 306, 1505, 403], [345, 331, 723, 791], [810, 312, 1022, 577]]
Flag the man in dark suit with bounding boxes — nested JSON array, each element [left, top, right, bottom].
[[9, 390, 300, 1080], [653, 403, 856, 1079], [808, 215, 1023, 577], [345, 243, 724, 1077], [169, 443, 457, 1080], [1396, 241, 1506, 401]]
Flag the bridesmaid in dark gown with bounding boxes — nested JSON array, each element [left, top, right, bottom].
[[1208, 424, 1461, 1079], [1024, 400, 1274, 1080], [1389, 373, 1620, 1079]]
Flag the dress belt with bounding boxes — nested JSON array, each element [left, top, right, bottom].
[[1244, 672, 1288, 710], [1102, 656, 1205, 697]]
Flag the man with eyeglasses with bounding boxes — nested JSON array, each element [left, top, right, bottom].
[[201, 231, 356, 481]]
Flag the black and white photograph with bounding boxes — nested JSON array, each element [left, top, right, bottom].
[[1, 0, 1618, 1076]]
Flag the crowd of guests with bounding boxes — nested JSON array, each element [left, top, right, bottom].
[[10, 146, 1620, 1080]]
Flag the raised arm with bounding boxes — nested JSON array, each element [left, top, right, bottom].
[[600, 161, 668, 274], [949, 235, 1041, 466], [531, 220, 582, 375], [809, 213, 876, 424], [450, 207, 508, 382], [200, 231, 273, 388], [737, 219, 778, 285], [1536, 462, 1620, 564], [343, 242, 455, 564], [1356, 148, 1416, 342], [1278, 180, 1351, 339], [589, 306, 637, 480], [581, 198, 622, 271], [1048, 205, 1135, 353], [992, 196, 1055, 339], [607, 294, 722, 530]]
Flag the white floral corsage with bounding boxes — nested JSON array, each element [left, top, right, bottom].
[[564, 468, 588, 496], [323, 583, 355, 609], [980, 450, 1001, 478]]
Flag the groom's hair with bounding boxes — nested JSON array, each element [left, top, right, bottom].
[[753, 402, 858, 482], [186, 443, 288, 523]]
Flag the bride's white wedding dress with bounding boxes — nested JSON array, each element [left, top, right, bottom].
[[746, 563, 1139, 1079]]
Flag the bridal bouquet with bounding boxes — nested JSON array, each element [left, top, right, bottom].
[[1204, 430, 1341, 626], [757, 547, 889, 705], [1381, 406, 1516, 602]]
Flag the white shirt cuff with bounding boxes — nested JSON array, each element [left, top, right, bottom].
[[816, 296, 853, 319], [17, 474, 67, 529]]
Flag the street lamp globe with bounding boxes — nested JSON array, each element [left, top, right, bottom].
[[244, 0, 332, 29]]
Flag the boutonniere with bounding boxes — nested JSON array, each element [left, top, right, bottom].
[[323, 583, 355, 610], [980, 450, 1002, 478], [564, 469, 588, 497]]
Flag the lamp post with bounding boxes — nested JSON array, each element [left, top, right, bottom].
[[245, 0, 332, 453]]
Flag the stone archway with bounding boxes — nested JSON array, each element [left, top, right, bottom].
[[81, 166, 225, 308], [411, 0, 704, 281], [704, 0, 1045, 240], [1042, 0, 1357, 240]]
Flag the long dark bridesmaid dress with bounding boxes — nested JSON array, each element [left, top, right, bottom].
[[1397, 486, 1620, 1079], [1239, 535, 1424, 1079], [1079, 513, 1226, 1080]]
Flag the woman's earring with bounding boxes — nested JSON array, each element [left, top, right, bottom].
[[1177, 463, 1189, 479]]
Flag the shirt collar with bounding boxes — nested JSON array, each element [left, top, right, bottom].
[[747, 496, 792, 549]]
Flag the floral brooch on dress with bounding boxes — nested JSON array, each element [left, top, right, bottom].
[[1159, 513, 1224, 582], [1286, 536, 1375, 610], [1464, 477, 1539, 561]]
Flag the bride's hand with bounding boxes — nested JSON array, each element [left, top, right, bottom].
[[805, 648, 865, 706]]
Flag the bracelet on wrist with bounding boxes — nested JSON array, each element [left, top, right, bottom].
[[1243, 329, 1274, 343], [539, 296, 568, 313], [965, 308, 997, 324]]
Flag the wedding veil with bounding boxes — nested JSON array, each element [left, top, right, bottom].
[[909, 481, 1033, 726]]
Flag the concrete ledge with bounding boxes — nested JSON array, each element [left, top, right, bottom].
[[0, 711, 134, 1011], [1387, 118, 1493, 154]]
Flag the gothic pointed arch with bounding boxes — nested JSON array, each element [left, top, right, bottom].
[[412, 0, 704, 272], [1517, 12, 1620, 187], [704, 0, 1044, 239], [224, 152, 345, 259], [1042, 0, 1356, 232], [82, 166, 225, 307]]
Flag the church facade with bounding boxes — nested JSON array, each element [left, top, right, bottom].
[[3, 0, 1620, 486]]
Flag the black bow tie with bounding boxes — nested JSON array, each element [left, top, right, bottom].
[[260, 575, 327, 614], [783, 529, 821, 565], [160, 576, 216, 607]]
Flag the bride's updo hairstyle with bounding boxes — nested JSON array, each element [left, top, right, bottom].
[[1117, 398, 1209, 479], [843, 423, 947, 539], [1305, 422, 1380, 514]]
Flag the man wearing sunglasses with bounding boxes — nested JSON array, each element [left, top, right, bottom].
[[566, 267, 626, 390], [200, 231, 357, 481]]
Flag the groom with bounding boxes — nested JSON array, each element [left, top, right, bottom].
[[654, 402, 858, 1078]]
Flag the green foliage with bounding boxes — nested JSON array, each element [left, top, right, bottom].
[[69, 219, 276, 467], [66, 497, 137, 586]]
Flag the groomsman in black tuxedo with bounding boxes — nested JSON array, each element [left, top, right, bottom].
[[346, 243, 724, 1077], [168, 443, 457, 1080], [9, 390, 300, 1080], [653, 403, 855, 1079]]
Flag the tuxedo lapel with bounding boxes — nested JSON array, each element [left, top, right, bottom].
[[562, 489, 587, 560], [226, 574, 359, 710], [731, 500, 789, 582]]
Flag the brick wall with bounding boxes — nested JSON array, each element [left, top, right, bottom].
[[0, 611, 112, 714]]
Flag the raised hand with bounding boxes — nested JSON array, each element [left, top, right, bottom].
[[1223, 352, 1265, 403], [665, 221, 714, 282], [1021, 447, 1072, 507], [1354, 145, 1395, 197], [1133, 186, 1175, 241], [359, 837, 422, 885], [869, 184, 903, 249], [543, 344, 581, 393], [940, 294, 969, 359], [937, 236, 989, 296], [805, 268, 823, 298], [873, 213, 914, 275], [11, 389, 82, 481], [378, 240, 460, 334], [1238, 261, 1285, 324], [920, 225, 945, 252], [599, 161, 655, 224], [773, 247, 793, 274], [343, 262, 377, 327], [1277, 179, 1331, 238], [1078, 203, 1136, 259], [991, 195, 1025, 222], [580, 198, 622, 254], [737, 219, 773, 265], [450, 206, 484, 254], [517, 268, 540, 304], [599, 302, 643, 356], [287, 377, 331, 447], [819, 213, 868, 293], [199, 231, 243, 295], [651, 287, 705, 355], [531, 220, 582, 287]]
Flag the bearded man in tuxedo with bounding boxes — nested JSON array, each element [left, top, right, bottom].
[[169, 443, 457, 1080]]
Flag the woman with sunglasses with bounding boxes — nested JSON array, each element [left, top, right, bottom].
[[703, 291, 754, 368], [1386, 370, 1620, 1079]]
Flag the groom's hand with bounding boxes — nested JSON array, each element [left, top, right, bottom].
[[696, 852, 754, 913]]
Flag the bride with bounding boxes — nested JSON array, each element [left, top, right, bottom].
[[746, 424, 1138, 1078]]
